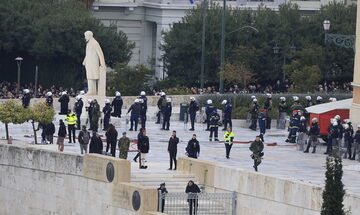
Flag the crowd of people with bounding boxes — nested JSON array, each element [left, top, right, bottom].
[[154, 80, 353, 95]]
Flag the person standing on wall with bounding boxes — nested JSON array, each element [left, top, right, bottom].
[[105, 124, 118, 157], [224, 127, 234, 159], [168, 130, 179, 170], [78, 125, 91, 154], [185, 180, 201, 215]]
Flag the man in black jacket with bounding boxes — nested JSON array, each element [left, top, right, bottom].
[[186, 134, 200, 159], [22, 89, 31, 108], [168, 131, 179, 170], [45, 92, 53, 107], [156, 92, 166, 124], [74, 95, 84, 130], [45, 122, 55, 144], [138, 129, 150, 169], [304, 118, 320, 153], [185, 180, 201, 215], [111, 91, 123, 118]]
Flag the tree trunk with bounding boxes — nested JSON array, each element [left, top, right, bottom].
[[5, 123, 9, 140], [32, 121, 38, 144]]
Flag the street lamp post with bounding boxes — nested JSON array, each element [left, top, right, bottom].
[[272, 45, 296, 82], [219, 0, 226, 94], [200, 0, 207, 89], [15, 57, 23, 94], [323, 20, 355, 51]]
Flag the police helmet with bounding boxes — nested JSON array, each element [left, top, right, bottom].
[[280, 97, 286, 101], [312, 117, 318, 122], [61, 91, 67, 95], [138, 99, 144, 103], [76, 95, 81, 100], [105, 99, 110, 104], [343, 123, 349, 129], [333, 121, 338, 126], [87, 99, 92, 104], [345, 119, 351, 124], [266, 93, 272, 98], [160, 92, 166, 96], [316, 96, 322, 101], [167, 98, 172, 103], [221, 100, 227, 105], [115, 91, 121, 96], [253, 98, 257, 102], [46, 92, 52, 97], [305, 96, 312, 101], [251, 95, 256, 99], [300, 116, 305, 121], [80, 90, 85, 95], [293, 96, 299, 101], [190, 97, 195, 101], [23, 89, 30, 94], [140, 91, 146, 96], [335, 115, 340, 120], [207, 99, 213, 105], [134, 99, 139, 103]]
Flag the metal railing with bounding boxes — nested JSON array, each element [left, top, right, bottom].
[[158, 192, 237, 215]]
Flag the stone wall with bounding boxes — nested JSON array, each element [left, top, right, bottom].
[[0, 144, 158, 215], [177, 157, 360, 215]]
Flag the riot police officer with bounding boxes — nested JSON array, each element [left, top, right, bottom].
[[103, 99, 112, 131], [316, 96, 323, 105], [162, 98, 172, 130], [45, 92, 53, 107], [156, 92, 166, 124], [111, 91, 123, 118], [128, 99, 141, 131], [209, 109, 220, 141], [264, 93, 272, 129], [139, 98, 147, 129], [222, 100, 233, 131], [277, 97, 288, 129], [304, 96, 313, 108], [22, 89, 31, 108], [58, 91, 70, 115], [286, 110, 301, 143], [188, 97, 199, 131], [249, 98, 259, 131], [205, 100, 215, 131]]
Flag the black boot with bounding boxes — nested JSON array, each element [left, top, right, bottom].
[[312, 146, 316, 153]]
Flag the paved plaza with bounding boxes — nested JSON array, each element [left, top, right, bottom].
[[2, 117, 360, 196]]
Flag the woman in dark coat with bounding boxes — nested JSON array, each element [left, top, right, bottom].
[[57, 120, 67, 152], [89, 131, 103, 154]]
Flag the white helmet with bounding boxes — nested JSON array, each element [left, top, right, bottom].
[[140, 91, 146, 96], [343, 123, 349, 129], [300, 116, 306, 121], [335, 115, 340, 120], [251, 95, 256, 99], [253, 98, 257, 102], [87, 99, 92, 104], [139, 98, 144, 103], [80, 90, 85, 95], [207, 99, 213, 105], [329, 97, 337, 102], [293, 96, 299, 101], [61, 91, 67, 95], [135, 99, 139, 103], [316, 96, 322, 101], [312, 117, 318, 122], [221, 100, 227, 105], [190, 97, 195, 101], [345, 119, 351, 124], [280, 97, 286, 101], [160, 92, 166, 96], [46, 92, 52, 97], [105, 99, 110, 104], [23, 89, 30, 94], [167, 98, 172, 103], [115, 91, 121, 96], [330, 118, 335, 123], [266, 93, 272, 98], [357, 124, 360, 128], [305, 96, 312, 101], [76, 95, 81, 100], [332, 121, 338, 126]]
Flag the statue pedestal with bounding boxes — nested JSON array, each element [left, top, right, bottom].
[[350, 86, 360, 126]]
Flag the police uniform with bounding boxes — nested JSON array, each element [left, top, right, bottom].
[[223, 102, 233, 131], [188, 101, 199, 131], [258, 111, 266, 142], [22, 93, 31, 108], [162, 102, 172, 130], [111, 96, 123, 117], [209, 110, 220, 141], [65, 113, 78, 143], [286, 112, 301, 143], [277, 101, 288, 129], [224, 130, 234, 158], [46, 96, 53, 107], [102, 103, 112, 131], [74, 98, 83, 129], [128, 102, 141, 131], [90, 102, 100, 132], [249, 102, 259, 131], [264, 98, 272, 129], [58, 94, 70, 115], [205, 104, 215, 131]]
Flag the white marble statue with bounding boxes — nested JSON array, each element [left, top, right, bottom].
[[82, 31, 106, 96]]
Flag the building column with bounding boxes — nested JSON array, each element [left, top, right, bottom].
[[155, 23, 169, 80], [350, 0, 360, 126]]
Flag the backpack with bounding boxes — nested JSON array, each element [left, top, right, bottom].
[[82, 131, 91, 144]]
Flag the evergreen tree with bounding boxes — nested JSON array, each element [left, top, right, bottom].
[[321, 155, 346, 215]]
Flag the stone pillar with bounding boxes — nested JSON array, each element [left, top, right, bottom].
[[155, 23, 169, 80], [350, 1, 360, 126]]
